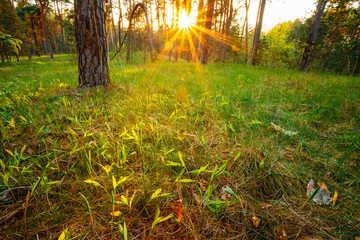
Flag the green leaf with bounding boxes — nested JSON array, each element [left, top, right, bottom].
[[225, 186, 235, 196], [123, 221, 128, 240], [175, 168, 186, 182], [116, 176, 128, 186], [234, 151, 241, 161], [190, 164, 209, 175], [31, 172, 44, 196], [84, 179, 102, 187], [112, 176, 117, 190], [129, 191, 136, 209], [5, 149, 14, 157], [165, 161, 181, 167], [0, 159, 5, 170], [178, 151, 186, 168], [158, 193, 174, 198], [36, 125, 45, 138], [79, 192, 91, 213], [176, 179, 196, 183], [121, 195, 129, 206], [58, 228, 68, 240], [150, 188, 162, 201]]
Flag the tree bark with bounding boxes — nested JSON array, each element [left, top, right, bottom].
[[299, 0, 328, 71], [200, 0, 215, 64], [55, 0, 67, 53], [195, 0, 204, 59], [174, 0, 180, 62], [221, 0, 233, 63], [37, 0, 54, 59], [118, 0, 123, 48], [75, 0, 110, 88], [245, 0, 250, 64], [251, 0, 266, 65]]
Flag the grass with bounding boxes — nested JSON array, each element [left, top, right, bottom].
[[0, 53, 359, 239]]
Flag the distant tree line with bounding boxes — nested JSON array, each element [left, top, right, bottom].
[[1, 0, 359, 75], [253, 0, 360, 74]]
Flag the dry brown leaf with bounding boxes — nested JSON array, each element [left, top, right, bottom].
[[251, 216, 261, 228], [199, 179, 207, 192], [134, 164, 142, 169], [110, 211, 122, 217], [276, 225, 288, 240], [332, 191, 339, 206], [317, 181, 329, 190], [26, 148, 34, 155], [355, 237, 360, 240]]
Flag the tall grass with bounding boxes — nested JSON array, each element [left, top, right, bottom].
[[0, 54, 359, 239]]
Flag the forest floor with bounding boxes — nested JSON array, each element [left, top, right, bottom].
[[0, 54, 359, 240]]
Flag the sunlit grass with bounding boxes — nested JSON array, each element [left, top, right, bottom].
[[0, 54, 359, 239]]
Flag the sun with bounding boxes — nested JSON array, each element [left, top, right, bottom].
[[178, 11, 193, 30]]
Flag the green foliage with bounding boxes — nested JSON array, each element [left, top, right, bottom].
[[0, 31, 22, 56], [0, 55, 359, 239]]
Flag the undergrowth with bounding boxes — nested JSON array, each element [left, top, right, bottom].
[[0, 54, 359, 239]]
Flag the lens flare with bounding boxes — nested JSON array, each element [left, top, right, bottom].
[[178, 11, 193, 30]]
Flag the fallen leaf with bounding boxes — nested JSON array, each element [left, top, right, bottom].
[[270, 123, 297, 136], [134, 164, 142, 169], [251, 216, 261, 228], [355, 237, 360, 240], [317, 181, 329, 190], [307, 179, 332, 205], [276, 225, 288, 240], [110, 211, 122, 217], [176, 199, 184, 223], [26, 148, 34, 155], [199, 179, 207, 192], [332, 191, 339, 206]]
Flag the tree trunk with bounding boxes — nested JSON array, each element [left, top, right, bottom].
[[221, 0, 233, 63], [75, 0, 110, 88], [245, 0, 250, 64], [200, 0, 215, 64], [55, 0, 67, 53], [168, 0, 174, 61], [126, 0, 132, 63], [251, 0, 266, 65], [53, 33, 59, 53], [21, 30, 32, 60], [156, 0, 161, 53], [174, 0, 180, 62], [118, 0, 123, 47], [299, 0, 328, 71], [30, 16, 41, 57], [110, 0, 118, 51], [353, 38, 360, 75], [196, 0, 204, 59], [37, 0, 54, 59]]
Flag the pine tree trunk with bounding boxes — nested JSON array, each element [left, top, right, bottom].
[[251, 0, 266, 65], [38, 0, 54, 59], [75, 0, 110, 88], [221, 0, 233, 63], [299, 0, 328, 71], [196, 0, 204, 60], [245, 0, 250, 64], [174, 0, 180, 62], [126, 0, 132, 63], [156, 0, 161, 53], [200, 0, 215, 64], [55, 0, 67, 53], [118, 0, 123, 47]]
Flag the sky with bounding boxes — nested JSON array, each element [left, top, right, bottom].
[[247, 0, 317, 31], [99, 0, 319, 32]]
